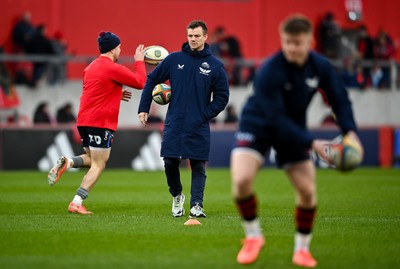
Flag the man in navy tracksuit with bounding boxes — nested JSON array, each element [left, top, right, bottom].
[[231, 15, 363, 267], [138, 20, 229, 218]]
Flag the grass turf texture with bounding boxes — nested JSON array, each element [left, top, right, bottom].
[[0, 168, 399, 269]]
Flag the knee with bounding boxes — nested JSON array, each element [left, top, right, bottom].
[[232, 173, 254, 197], [297, 186, 316, 205], [92, 160, 107, 172], [233, 170, 253, 185], [164, 158, 179, 170], [190, 161, 206, 177], [237, 176, 252, 190]]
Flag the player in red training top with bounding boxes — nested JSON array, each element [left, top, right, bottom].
[[47, 31, 146, 214]]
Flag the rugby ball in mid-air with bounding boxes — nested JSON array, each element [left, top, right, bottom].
[[329, 134, 363, 172], [144, 45, 169, 65], [152, 83, 171, 105]]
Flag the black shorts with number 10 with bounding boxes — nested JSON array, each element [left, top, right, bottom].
[[77, 126, 114, 149]]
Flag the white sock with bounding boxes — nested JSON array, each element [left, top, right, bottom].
[[67, 158, 73, 168], [242, 218, 262, 238], [72, 195, 83, 206], [294, 232, 312, 252]]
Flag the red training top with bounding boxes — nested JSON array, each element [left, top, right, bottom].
[[76, 56, 146, 131]]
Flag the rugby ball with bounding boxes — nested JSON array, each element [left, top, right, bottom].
[[152, 83, 171, 105], [144, 45, 169, 65], [329, 134, 363, 172]]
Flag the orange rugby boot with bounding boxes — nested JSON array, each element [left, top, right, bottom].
[[237, 236, 265, 264], [292, 248, 317, 268], [68, 202, 93, 215], [48, 156, 68, 186]]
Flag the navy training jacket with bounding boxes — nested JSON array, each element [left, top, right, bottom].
[[240, 51, 358, 148], [138, 42, 229, 160]]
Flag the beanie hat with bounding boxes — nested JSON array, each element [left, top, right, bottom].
[[97, 31, 121, 53]]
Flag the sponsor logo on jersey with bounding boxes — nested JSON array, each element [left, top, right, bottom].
[[305, 76, 319, 89]]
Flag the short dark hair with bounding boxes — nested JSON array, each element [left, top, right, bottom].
[[280, 15, 313, 35], [187, 20, 208, 35]]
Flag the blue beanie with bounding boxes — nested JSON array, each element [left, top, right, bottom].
[[97, 31, 121, 53]]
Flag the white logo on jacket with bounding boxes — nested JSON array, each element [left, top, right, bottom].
[[305, 76, 319, 89], [178, 64, 184, 69], [201, 62, 210, 69], [199, 67, 211, 76]]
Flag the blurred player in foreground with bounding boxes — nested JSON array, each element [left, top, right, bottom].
[[231, 15, 363, 267], [138, 20, 229, 218], [48, 31, 146, 214]]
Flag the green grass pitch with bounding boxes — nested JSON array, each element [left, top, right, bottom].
[[0, 168, 399, 269]]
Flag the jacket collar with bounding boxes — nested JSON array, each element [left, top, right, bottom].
[[182, 42, 211, 58]]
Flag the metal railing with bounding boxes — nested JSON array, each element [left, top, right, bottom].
[[0, 54, 399, 91]]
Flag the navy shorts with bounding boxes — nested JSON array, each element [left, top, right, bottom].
[[77, 126, 114, 149], [233, 130, 311, 168]]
